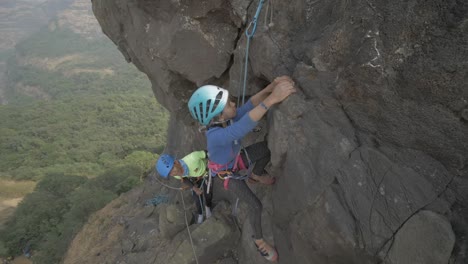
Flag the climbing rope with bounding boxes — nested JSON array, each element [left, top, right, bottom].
[[233, 198, 240, 216], [153, 174, 182, 190], [264, 0, 274, 29], [200, 178, 206, 216], [238, 0, 267, 106], [180, 190, 199, 264], [152, 173, 200, 264]]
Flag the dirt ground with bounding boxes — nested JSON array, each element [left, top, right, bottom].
[[1, 256, 32, 264], [0, 198, 22, 229]]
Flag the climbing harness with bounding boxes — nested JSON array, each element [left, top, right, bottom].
[[206, 145, 257, 217], [206, 143, 258, 217], [208, 146, 254, 190]]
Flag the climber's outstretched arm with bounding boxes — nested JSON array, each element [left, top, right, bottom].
[[249, 76, 294, 106], [248, 78, 296, 122]]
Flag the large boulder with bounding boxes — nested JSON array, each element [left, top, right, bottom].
[[384, 210, 455, 264], [158, 203, 187, 238], [168, 216, 239, 264]]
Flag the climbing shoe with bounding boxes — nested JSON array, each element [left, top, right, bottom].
[[247, 176, 259, 184], [196, 214, 204, 224], [254, 239, 278, 262], [205, 206, 212, 218]]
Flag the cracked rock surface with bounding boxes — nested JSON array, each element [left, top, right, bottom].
[[64, 0, 468, 263]]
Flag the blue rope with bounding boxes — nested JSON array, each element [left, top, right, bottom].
[[241, 37, 251, 106], [144, 194, 169, 206], [240, 0, 266, 105], [245, 0, 266, 38]]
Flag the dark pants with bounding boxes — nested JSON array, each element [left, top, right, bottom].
[[212, 141, 271, 239], [240, 141, 271, 176], [212, 176, 264, 239], [192, 179, 212, 215]]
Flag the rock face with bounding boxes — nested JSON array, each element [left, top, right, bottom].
[[63, 178, 240, 264], [384, 210, 455, 264], [65, 0, 468, 263]]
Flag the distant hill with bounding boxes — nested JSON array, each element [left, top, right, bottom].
[[0, 0, 75, 53], [0, 0, 168, 180]]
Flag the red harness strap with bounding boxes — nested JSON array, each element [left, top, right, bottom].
[[208, 154, 247, 190]]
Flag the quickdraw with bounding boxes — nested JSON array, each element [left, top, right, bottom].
[[238, 0, 268, 106]]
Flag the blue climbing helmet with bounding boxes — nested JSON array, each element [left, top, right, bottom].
[[156, 154, 175, 178], [188, 85, 229, 126]]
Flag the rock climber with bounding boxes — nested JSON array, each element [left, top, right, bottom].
[[187, 76, 296, 262], [156, 150, 212, 224]]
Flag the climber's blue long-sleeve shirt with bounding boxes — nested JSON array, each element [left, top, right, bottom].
[[206, 100, 256, 168]]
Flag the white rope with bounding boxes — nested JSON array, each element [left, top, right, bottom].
[[264, 0, 269, 28], [264, 0, 274, 29], [152, 173, 182, 190], [152, 173, 199, 264], [180, 190, 199, 264], [269, 0, 274, 27], [206, 170, 212, 194]]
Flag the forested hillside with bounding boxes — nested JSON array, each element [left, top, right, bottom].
[[0, 94, 166, 180], [0, 26, 168, 182], [0, 1, 168, 262]]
